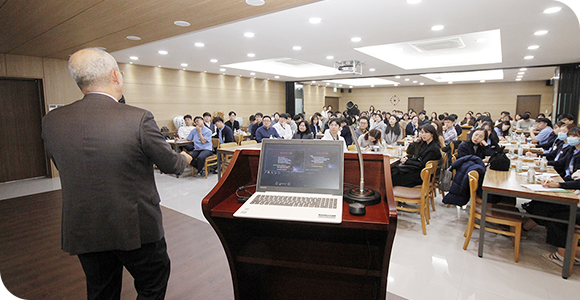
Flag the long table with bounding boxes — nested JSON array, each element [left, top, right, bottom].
[[480, 167, 579, 278]]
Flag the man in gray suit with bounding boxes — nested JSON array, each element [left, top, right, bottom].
[[42, 48, 192, 300]]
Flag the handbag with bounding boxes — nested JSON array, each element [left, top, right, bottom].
[[439, 167, 453, 191], [489, 146, 510, 171]]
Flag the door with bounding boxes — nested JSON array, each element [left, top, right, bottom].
[[325, 96, 339, 112], [516, 95, 541, 117], [0, 78, 48, 183], [408, 97, 424, 112]]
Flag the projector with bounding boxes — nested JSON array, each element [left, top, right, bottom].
[[334, 60, 362, 75]]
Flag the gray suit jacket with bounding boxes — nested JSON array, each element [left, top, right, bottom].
[[42, 93, 187, 255]]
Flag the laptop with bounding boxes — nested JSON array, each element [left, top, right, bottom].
[[233, 139, 344, 224]]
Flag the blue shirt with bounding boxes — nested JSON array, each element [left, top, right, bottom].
[[255, 126, 280, 142], [186, 127, 213, 151], [535, 126, 554, 145]]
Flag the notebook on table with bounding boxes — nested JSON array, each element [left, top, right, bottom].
[[233, 139, 344, 224]]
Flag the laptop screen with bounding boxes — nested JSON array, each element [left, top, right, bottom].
[[257, 139, 344, 195]]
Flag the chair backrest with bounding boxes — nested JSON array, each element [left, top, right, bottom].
[[425, 159, 439, 189], [212, 138, 220, 148], [219, 142, 238, 149], [419, 162, 436, 199], [235, 134, 243, 145], [450, 142, 455, 155], [240, 140, 257, 145], [347, 144, 356, 151], [468, 170, 479, 215]]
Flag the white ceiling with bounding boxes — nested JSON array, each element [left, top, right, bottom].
[[111, 0, 580, 87]]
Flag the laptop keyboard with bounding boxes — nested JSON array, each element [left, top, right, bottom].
[[250, 194, 338, 209]]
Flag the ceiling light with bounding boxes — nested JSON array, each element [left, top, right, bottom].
[[528, 45, 540, 50], [293, 46, 302, 50], [326, 83, 330, 85], [223, 57, 336, 78], [520, 68, 528, 71], [448, 81, 453, 84], [326, 55, 334, 60], [420, 82, 425, 85], [516, 78, 522, 81], [126, 36, 141, 41], [369, 68, 376, 72], [524, 55, 534, 59], [246, 0, 265, 6], [422, 70, 503, 82], [311, 81, 316, 83], [223, 73, 226, 75], [239, 75, 242, 77], [275, 76, 280, 79], [480, 80, 485, 83], [406, 0, 422, 4], [534, 30, 548, 35], [158, 65, 161, 67], [476, 38, 486, 43], [371, 85, 375, 87], [517, 75, 523, 78], [129, 56, 138, 60], [183, 68, 186, 70], [309, 17, 321, 24], [349, 86, 353, 88], [247, 53, 255, 57], [158, 50, 168, 55], [250, 72, 256, 75], [220, 68, 226, 71], [181, 63, 188, 67], [194, 42, 205, 47], [210, 59, 218, 63], [404, 78, 410, 81], [244, 32, 255, 38], [351, 37, 362, 42], [431, 25, 444, 31], [518, 72, 525, 75], [395, 75, 401, 79], [394, 83, 399, 86], [129, 62, 133, 64], [339, 85, 343, 87], [174, 21, 191, 27], [413, 81, 417, 83], [543, 7, 562, 14]]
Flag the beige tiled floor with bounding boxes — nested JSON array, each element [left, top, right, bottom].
[[2, 171, 579, 300]]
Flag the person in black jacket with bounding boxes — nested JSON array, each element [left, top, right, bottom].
[[457, 128, 490, 163], [548, 127, 580, 179], [213, 116, 235, 144], [391, 124, 442, 187], [292, 120, 314, 139], [224, 111, 240, 131], [405, 115, 420, 137]]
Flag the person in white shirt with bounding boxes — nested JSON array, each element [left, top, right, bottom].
[[516, 113, 535, 131], [177, 114, 195, 151], [321, 118, 347, 151], [272, 113, 293, 139]]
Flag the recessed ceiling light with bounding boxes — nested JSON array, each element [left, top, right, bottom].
[[203, 71, 206, 73], [349, 86, 353, 88], [194, 42, 205, 47], [543, 7, 562, 14], [404, 78, 410, 81], [351, 37, 362, 42], [407, 0, 422, 4], [220, 68, 226, 72], [246, 0, 265, 6], [520, 68, 527, 71], [244, 32, 255, 38], [517, 75, 523, 78], [158, 65, 161, 67], [293, 46, 302, 50], [431, 25, 444, 31], [420, 82, 424, 85], [250, 72, 256, 75], [158, 50, 168, 55], [448, 81, 453, 84], [516, 78, 522, 81], [253, 76, 256, 78], [338, 84, 343, 87], [480, 80, 485, 83], [210, 59, 218, 63], [224, 73, 227, 75], [534, 30, 548, 35], [129, 56, 139, 60], [370, 85, 375, 87], [369, 68, 376, 72], [126, 36, 141, 41], [174, 21, 190, 27], [247, 53, 255, 57], [275, 76, 280, 79], [326, 83, 330, 85], [239, 75, 242, 77], [518, 72, 525, 75], [394, 83, 399, 86], [181, 63, 188, 67], [129, 62, 133, 64], [413, 80, 417, 83], [311, 81, 316, 83], [476, 38, 486, 43], [524, 55, 534, 59], [326, 55, 334, 60], [309, 17, 321, 24], [395, 75, 401, 79], [528, 45, 540, 50]]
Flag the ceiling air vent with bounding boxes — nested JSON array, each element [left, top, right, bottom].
[[409, 37, 465, 52], [273, 58, 312, 67]]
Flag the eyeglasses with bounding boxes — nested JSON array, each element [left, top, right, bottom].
[[118, 70, 125, 78]]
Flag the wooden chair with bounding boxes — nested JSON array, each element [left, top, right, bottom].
[[347, 144, 356, 151], [190, 138, 220, 178], [462, 171, 523, 262], [240, 140, 257, 145], [567, 227, 580, 273], [234, 134, 243, 145], [426, 159, 439, 218], [393, 161, 436, 235], [219, 142, 239, 174]]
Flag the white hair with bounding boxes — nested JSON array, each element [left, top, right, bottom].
[[68, 48, 119, 91]]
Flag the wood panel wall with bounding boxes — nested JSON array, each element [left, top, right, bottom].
[[0, 53, 6, 76]]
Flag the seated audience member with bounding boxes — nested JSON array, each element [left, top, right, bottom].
[[225, 111, 240, 131], [495, 111, 509, 126], [391, 124, 442, 187], [213, 116, 235, 144], [358, 129, 385, 149], [418, 110, 430, 126], [272, 112, 280, 125], [247, 115, 256, 134], [548, 127, 580, 179], [178, 114, 195, 151], [272, 113, 293, 139], [430, 111, 438, 121], [250, 112, 263, 140], [558, 113, 575, 125], [442, 116, 458, 146], [255, 115, 280, 142], [340, 117, 354, 146], [438, 114, 445, 121], [310, 114, 322, 136], [494, 121, 511, 141], [537, 113, 546, 119], [516, 113, 535, 131], [481, 122, 499, 155], [292, 120, 314, 139], [531, 123, 573, 162], [202, 112, 216, 135], [461, 112, 476, 126], [384, 116, 404, 146], [514, 113, 522, 122], [322, 118, 347, 151], [400, 113, 410, 129], [529, 118, 555, 150], [457, 128, 490, 162], [370, 113, 386, 132], [405, 115, 420, 137], [290, 114, 300, 134], [185, 116, 213, 177], [430, 120, 446, 148], [354, 116, 370, 138], [449, 114, 462, 136]]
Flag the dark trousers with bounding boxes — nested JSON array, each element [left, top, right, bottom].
[[190, 149, 213, 172], [77, 238, 170, 300], [545, 207, 580, 248]]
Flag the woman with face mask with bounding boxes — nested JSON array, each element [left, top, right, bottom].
[[548, 127, 580, 179], [528, 123, 575, 161]]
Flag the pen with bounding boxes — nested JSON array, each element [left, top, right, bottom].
[[542, 177, 548, 188]]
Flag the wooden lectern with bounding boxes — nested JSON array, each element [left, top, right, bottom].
[[202, 149, 397, 300]]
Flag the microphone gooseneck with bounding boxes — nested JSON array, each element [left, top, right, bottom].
[[343, 125, 381, 206]]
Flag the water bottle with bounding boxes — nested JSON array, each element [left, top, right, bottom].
[[527, 167, 535, 183], [540, 157, 548, 172], [517, 146, 523, 157], [398, 145, 403, 157], [516, 157, 523, 172]]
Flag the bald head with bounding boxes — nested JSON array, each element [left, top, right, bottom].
[[68, 48, 122, 98]]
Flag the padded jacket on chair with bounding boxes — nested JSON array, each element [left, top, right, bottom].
[[442, 155, 486, 206]]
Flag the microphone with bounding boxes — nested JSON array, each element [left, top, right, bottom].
[[343, 126, 381, 205]]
